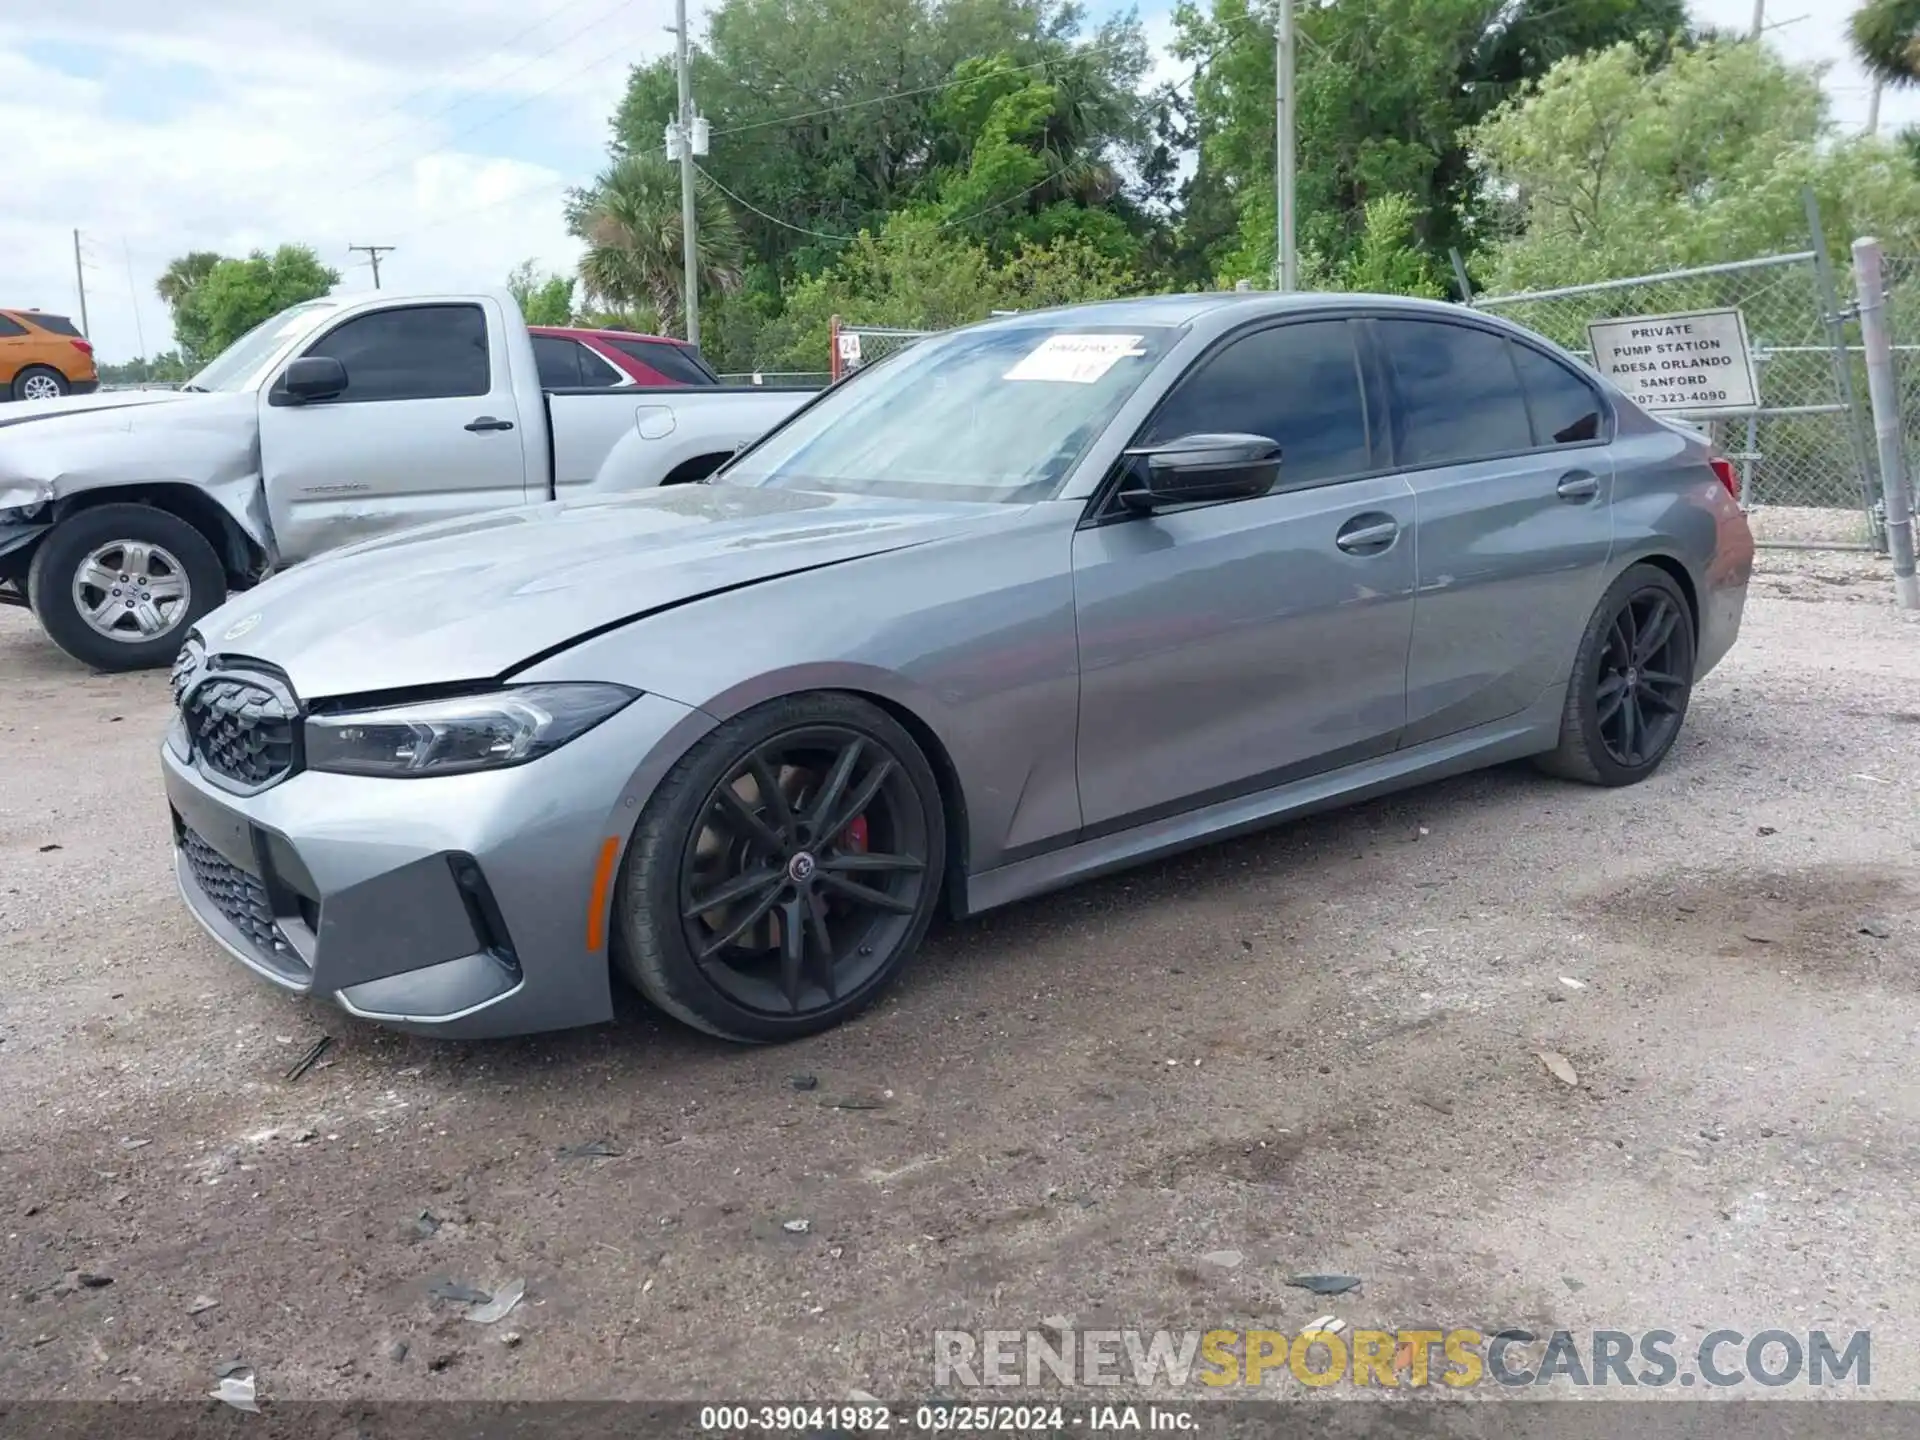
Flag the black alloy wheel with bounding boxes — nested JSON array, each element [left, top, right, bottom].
[[1594, 588, 1689, 768], [1538, 562, 1696, 787], [616, 694, 946, 1041]]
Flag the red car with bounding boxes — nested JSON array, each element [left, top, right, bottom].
[[527, 325, 721, 389]]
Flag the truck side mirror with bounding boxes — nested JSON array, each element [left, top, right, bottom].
[[272, 356, 349, 406]]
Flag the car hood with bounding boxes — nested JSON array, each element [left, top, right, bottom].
[[195, 485, 1015, 700], [0, 388, 200, 432]]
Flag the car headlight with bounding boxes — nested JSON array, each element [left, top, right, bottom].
[[304, 683, 639, 778]]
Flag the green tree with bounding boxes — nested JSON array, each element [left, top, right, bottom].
[[608, 0, 1152, 274], [1851, 0, 1920, 86], [749, 213, 1143, 371], [1171, 0, 1690, 284], [154, 251, 222, 311], [569, 154, 745, 334], [506, 260, 577, 325], [1469, 39, 1920, 291], [165, 245, 338, 362], [95, 351, 193, 386]]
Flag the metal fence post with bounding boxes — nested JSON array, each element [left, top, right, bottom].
[[1805, 188, 1889, 551], [1449, 249, 1475, 306], [1850, 238, 1920, 610]]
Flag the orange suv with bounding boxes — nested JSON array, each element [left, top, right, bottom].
[[0, 309, 98, 402]]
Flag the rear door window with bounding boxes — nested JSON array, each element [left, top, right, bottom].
[[0, 316, 26, 337], [1376, 319, 1533, 467], [1141, 319, 1374, 490]]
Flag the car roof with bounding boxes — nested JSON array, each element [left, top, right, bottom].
[[530, 324, 690, 347], [2, 308, 72, 323], [966, 290, 1477, 333]]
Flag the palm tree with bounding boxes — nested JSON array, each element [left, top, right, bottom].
[[1851, 0, 1920, 87], [154, 251, 223, 310], [568, 154, 745, 334]]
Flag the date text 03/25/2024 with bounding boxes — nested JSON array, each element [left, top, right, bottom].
[[698, 1404, 1196, 1432]]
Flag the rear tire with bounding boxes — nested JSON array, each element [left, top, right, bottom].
[[614, 692, 947, 1042], [1536, 562, 1696, 787], [28, 505, 227, 672], [12, 366, 68, 402]]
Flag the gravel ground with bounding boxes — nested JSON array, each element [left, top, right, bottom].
[[1, 550, 1917, 1411]]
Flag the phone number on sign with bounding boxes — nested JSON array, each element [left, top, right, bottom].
[[698, 1404, 1070, 1433]]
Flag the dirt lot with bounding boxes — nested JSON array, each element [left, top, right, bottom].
[[2, 552, 1918, 1410]]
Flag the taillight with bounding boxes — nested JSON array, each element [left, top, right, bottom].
[[70, 339, 93, 356], [1708, 456, 1737, 498]]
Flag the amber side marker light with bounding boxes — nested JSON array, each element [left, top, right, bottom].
[[586, 837, 620, 951]]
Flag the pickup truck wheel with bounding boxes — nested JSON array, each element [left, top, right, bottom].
[[27, 505, 227, 671], [13, 366, 69, 402]]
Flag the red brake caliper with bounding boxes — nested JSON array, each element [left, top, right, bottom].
[[845, 815, 869, 853]]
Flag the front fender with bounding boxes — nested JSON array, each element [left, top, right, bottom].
[[0, 395, 276, 565]]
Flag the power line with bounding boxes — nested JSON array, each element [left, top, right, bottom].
[[348, 0, 637, 166], [332, 9, 642, 198], [353, 0, 612, 134]]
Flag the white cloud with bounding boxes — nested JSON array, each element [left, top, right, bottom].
[[0, 0, 679, 363], [5, 0, 1907, 366]]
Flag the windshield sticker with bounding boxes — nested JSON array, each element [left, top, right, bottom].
[[1004, 334, 1147, 384]]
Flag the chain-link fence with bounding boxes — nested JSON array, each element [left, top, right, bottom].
[[715, 371, 832, 388], [828, 318, 933, 383], [1471, 252, 1882, 550]]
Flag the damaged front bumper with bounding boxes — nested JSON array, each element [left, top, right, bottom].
[[160, 691, 705, 1039], [0, 497, 53, 590]]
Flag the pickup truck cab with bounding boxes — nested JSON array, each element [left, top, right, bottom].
[[0, 289, 814, 670]]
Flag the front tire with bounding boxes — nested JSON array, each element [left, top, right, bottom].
[[615, 693, 947, 1042], [27, 505, 228, 671], [1536, 562, 1696, 787], [13, 366, 69, 402]]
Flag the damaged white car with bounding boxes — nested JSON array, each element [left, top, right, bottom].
[[0, 289, 812, 670]]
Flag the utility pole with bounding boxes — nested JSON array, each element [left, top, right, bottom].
[[348, 244, 396, 289], [672, 0, 700, 347], [1274, 0, 1297, 292], [123, 239, 150, 384], [72, 229, 91, 337], [1749, 0, 1764, 39]]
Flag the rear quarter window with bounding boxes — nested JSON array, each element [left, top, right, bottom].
[[606, 338, 718, 386], [23, 313, 82, 338], [1510, 341, 1607, 446]]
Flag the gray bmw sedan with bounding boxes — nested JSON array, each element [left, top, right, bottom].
[[162, 292, 1753, 1041]]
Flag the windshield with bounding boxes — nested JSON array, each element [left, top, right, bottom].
[[183, 300, 341, 392], [721, 322, 1178, 503]]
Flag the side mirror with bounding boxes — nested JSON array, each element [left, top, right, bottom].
[[1120, 432, 1281, 511], [274, 355, 349, 405]]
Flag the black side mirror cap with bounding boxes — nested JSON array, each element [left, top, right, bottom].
[[1120, 432, 1282, 511], [271, 355, 349, 406]]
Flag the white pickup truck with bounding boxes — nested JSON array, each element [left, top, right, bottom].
[[0, 288, 815, 669]]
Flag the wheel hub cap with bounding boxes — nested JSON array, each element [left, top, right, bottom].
[[71, 540, 191, 642], [786, 851, 817, 884]]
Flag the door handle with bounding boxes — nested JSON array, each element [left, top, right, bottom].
[[1556, 470, 1600, 501], [1334, 515, 1399, 554], [465, 416, 515, 432]]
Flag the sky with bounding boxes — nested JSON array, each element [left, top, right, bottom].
[[0, 0, 1910, 365]]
